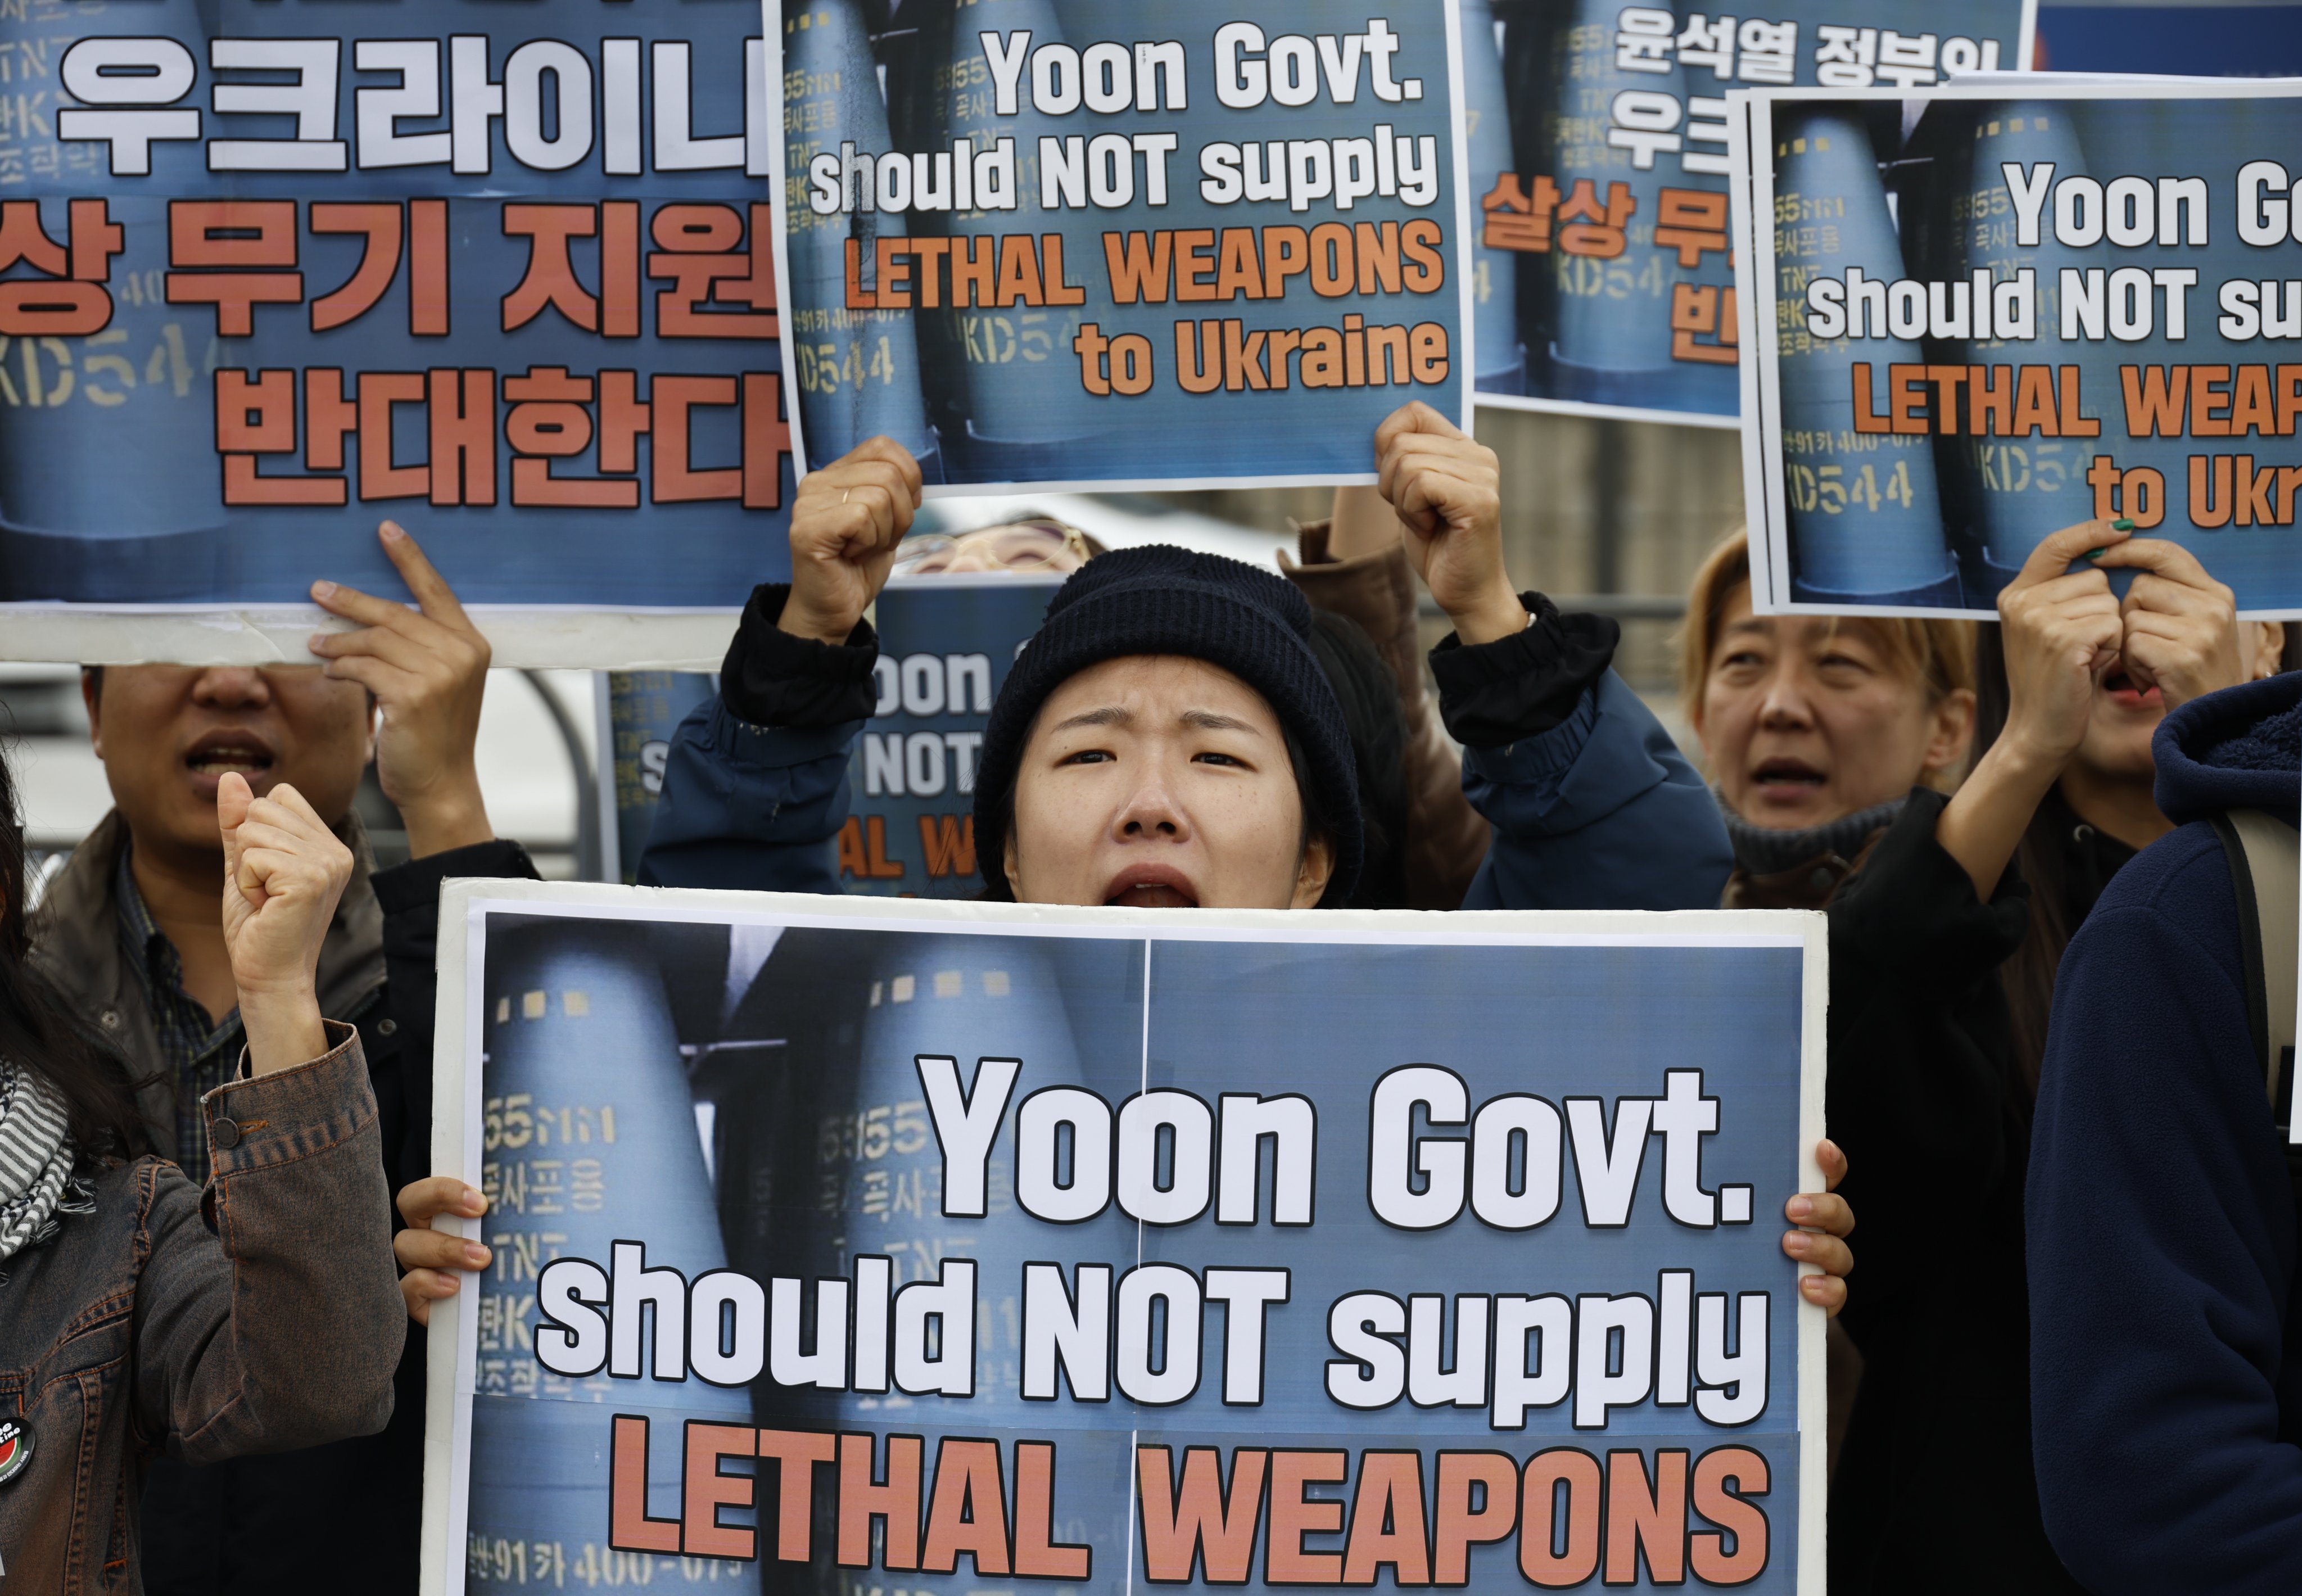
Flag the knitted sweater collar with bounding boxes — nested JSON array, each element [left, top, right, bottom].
[[1713, 789, 1907, 878]]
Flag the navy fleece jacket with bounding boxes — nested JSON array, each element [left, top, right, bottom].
[[2027, 672, 2302, 1594]]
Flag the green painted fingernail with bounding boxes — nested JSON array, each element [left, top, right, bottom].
[[2112, 518, 2134, 531], [2083, 549, 2105, 560]]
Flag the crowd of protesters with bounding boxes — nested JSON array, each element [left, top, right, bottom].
[[4, 400, 2301, 1593]]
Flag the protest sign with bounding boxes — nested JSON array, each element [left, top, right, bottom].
[[1468, 0, 2033, 429], [0, 0, 785, 667], [599, 672, 719, 885], [1731, 82, 2302, 614], [771, 1, 1473, 492], [593, 573, 1059, 890], [423, 881, 1826, 1594], [840, 572, 1062, 897]]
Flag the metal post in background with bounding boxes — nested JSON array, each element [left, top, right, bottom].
[[522, 670, 601, 883]]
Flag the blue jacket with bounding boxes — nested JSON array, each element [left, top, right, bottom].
[[1456, 670, 1732, 910], [638, 700, 856, 896], [639, 595, 1731, 911], [2027, 671, 2302, 1594]]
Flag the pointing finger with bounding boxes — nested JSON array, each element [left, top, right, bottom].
[[376, 521, 477, 631], [309, 578, 427, 640]]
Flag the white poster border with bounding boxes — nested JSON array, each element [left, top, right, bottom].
[[0, 604, 743, 671]]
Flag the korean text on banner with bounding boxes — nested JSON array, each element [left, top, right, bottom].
[[1735, 83, 2302, 615], [1471, 0, 2032, 429], [0, 0, 790, 623], [772, 2, 1474, 492], [423, 883, 1828, 1595]]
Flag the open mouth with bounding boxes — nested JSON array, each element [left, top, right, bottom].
[[2105, 671, 2163, 709], [184, 731, 275, 781], [1103, 864, 1201, 910], [1751, 757, 1827, 790]]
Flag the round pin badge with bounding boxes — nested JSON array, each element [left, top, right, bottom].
[[0, 1418, 31, 1486]]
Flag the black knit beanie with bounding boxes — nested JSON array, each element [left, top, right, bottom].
[[973, 545, 1364, 906]]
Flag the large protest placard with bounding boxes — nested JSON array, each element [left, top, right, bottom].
[[1468, 0, 2033, 429], [0, 0, 784, 666], [423, 881, 1826, 1594], [1733, 82, 2302, 614], [771, 2, 1473, 492]]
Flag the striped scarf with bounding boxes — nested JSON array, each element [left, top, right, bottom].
[[0, 1057, 79, 1267]]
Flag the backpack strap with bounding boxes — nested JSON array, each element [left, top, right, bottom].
[[2212, 809, 2300, 1141]]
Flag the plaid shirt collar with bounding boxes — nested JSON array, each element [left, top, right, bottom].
[[114, 843, 244, 1184]]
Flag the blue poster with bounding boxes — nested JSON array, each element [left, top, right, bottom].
[[840, 573, 1063, 898], [602, 671, 719, 886], [0, 0, 790, 610], [2036, 5, 2302, 80], [1735, 83, 2302, 612], [773, 1, 1474, 489], [1470, 0, 2034, 428], [429, 886, 1826, 1594]]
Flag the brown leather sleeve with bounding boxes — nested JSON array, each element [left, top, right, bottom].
[[1282, 522, 1490, 910]]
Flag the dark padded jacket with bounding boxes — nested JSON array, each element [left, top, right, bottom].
[[2028, 671, 2302, 1594], [640, 581, 1733, 911]]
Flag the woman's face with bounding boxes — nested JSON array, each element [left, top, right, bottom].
[[2068, 623, 2285, 782], [2069, 668, 2172, 783], [1697, 582, 1974, 831], [1003, 654, 1333, 910], [904, 523, 1089, 576]]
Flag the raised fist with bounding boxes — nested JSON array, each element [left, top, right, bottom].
[[780, 437, 925, 645]]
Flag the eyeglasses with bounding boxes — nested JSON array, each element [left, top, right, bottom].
[[893, 520, 1092, 576]]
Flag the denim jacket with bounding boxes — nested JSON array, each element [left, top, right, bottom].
[[0, 1025, 405, 1593]]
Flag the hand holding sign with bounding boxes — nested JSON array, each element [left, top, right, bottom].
[[1373, 402, 1525, 646], [1935, 522, 2123, 901], [779, 437, 924, 646], [1786, 1138, 1853, 1317], [1996, 521, 2131, 773], [2092, 537, 2285, 714], [307, 522, 495, 859], [394, 1176, 492, 1327]]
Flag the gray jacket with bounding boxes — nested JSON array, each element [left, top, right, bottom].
[[0, 1025, 405, 1593]]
